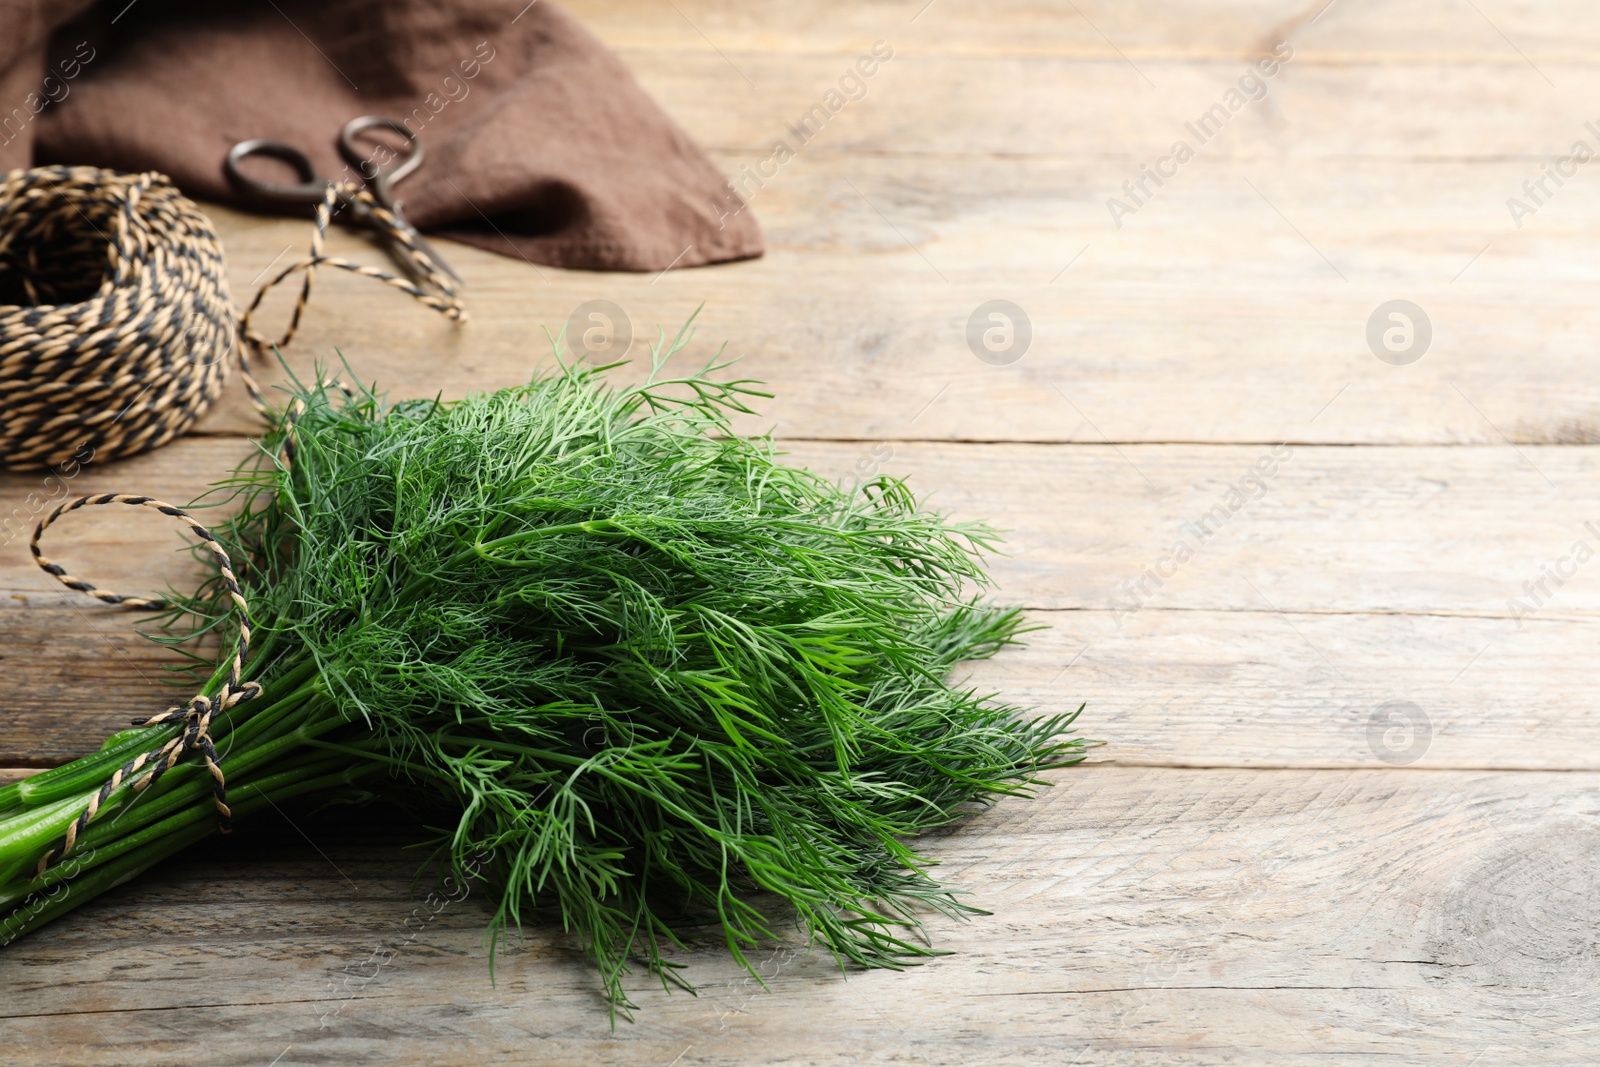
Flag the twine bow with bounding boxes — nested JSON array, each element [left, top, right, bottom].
[[29, 494, 260, 874], [3, 165, 467, 871]]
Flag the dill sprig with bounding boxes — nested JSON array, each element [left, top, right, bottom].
[[0, 320, 1086, 1014]]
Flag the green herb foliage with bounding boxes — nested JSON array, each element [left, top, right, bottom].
[[0, 323, 1085, 1013]]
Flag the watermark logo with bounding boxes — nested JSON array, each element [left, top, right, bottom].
[[966, 300, 1031, 365], [0, 845, 99, 948], [0, 442, 95, 548], [853, 442, 895, 482], [1506, 523, 1600, 627], [711, 41, 895, 229], [0, 41, 95, 148], [565, 300, 633, 364], [1106, 41, 1293, 227], [1366, 300, 1431, 365], [318, 847, 495, 1029], [1366, 700, 1431, 765], [1111, 443, 1293, 624], [1506, 123, 1600, 229]]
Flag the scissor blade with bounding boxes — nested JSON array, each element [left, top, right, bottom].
[[380, 206, 464, 288], [406, 228, 465, 288]]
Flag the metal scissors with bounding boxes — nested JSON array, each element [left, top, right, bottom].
[[224, 115, 462, 286]]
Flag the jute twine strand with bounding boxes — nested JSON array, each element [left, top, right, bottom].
[[9, 165, 466, 870], [0, 167, 234, 471], [29, 495, 259, 876], [0, 165, 464, 468], [236, 180, 465, 424]]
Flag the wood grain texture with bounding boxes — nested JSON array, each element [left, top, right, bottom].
[[572, 0, 1600, 60], [0, 597, 196, 766], [2, 768, 1596, 1066], [5, 438, 1599, 769], [192, 159, 1600, 446], [12, 436, 1600, 616], [4, 1, 1598, 1063]]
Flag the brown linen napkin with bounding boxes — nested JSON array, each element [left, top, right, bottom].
[[0, 0, 761, 272]]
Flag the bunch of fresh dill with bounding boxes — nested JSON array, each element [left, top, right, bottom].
[[0, 324, 1085, 1011]]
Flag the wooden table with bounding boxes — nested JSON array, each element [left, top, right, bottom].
[[5, 2, 1598, 1062]]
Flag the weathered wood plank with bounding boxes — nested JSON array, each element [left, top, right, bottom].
[[569, 0, 1600, 59], [0, 441, 257, 765], [170, 0, 1600, 450], [4, 439, 1599, 769], [619, 51, 1600, 160], [7, 596, 1595, 770], [973, 608, 1600, 769], [2, 767, 1594, 1065], [0, 440, 244, 597], [0, 597, 197, 766], [780, 440, 1600, 617], [193, 148, 1600, 446], [15, 436, 1600, 617]]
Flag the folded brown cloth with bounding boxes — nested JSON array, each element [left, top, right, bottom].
[[0, 0, 761, 272]]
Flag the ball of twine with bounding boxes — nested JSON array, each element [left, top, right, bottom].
[[7, 165, 466, 870], [0, 166, 236, 471]]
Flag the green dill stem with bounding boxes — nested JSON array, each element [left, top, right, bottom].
[[387, 522, 615, 603], [15, 727, 177, 808], [0, 687, 338, 887], [331, 733, 741, 852], [0, 795, 95, 886], [0, 741, 350, 903], [392, 521, 639, 603], [14, 656, 322, 809], [211, 694, 343, 782], [0, 727, 176, 814], [469, 519, 627, 557], [0, 346, 1090, 1004], [209, 674, 328, 760], [0, 760, 378, 947], [0, 751, 360, 910]]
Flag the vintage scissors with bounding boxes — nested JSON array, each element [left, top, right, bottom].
[[224, 115, 462, 287]]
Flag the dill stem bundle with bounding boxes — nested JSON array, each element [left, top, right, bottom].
[[0, 325, 1085, 1011]]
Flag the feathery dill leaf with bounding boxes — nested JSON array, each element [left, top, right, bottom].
[[0, 320, 1086, 1015]]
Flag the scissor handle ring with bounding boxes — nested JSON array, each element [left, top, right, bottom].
[[338, 116, 424, 196], [224, 139, 327, 204]]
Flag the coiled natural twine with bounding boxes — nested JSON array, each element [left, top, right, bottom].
[[0, 166, 236, 471], [7, 166, 463, 871]]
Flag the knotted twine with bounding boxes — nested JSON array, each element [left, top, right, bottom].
[[3, 164, 465, 871]]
